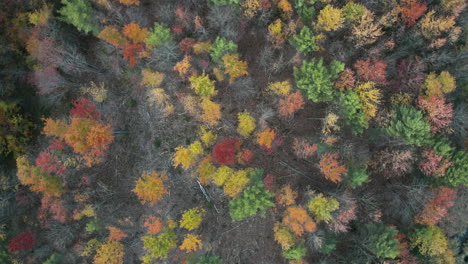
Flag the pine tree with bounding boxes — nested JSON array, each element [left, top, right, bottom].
[[385, 105, 431, 146], [364, 223, 400, 259], [290, 26, 318, 54], [58, 0, 99, 35], [229, 180, 275, 221]]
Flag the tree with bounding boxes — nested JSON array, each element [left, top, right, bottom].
[[422, 71, 456, 97], [440, 150, 468, 187], [123, 23, 148, 43], [180, 207, 205, 231], [316, 5, 344, 32], [141, 228, 177, 262], [273, 222, 295, 250], [319, 153, 347, 183], [278, 92, 305, 117], [268, 81, 291, 96], [179, 37, 196, 53], [237, 112, 256, 138], [35, 151, 65, 177], [385, 105, 431, 146], [180, 234, 203, 253], [0, 101, 33, 157], [342, 2, 366, 22], [189, 72, 217, 98], [222, 53, 248, 84], [144, 216, 164, 234], [107, 226, 127, 241], [199, 99, 222, 126], [256, 128, 276, 150], [415, 187, 457, 226], [58, 0, 99, 35], [409, 225, 451, 258], [308, 194, 339, 223], [173, 55, 192, 77], [16, 156, 64, 197], [229, 180, 275, 221], [364, 223, 400, 259], [98, 28, 124, 48], [417, 96, 453, 134], [419, 11, 456, 39], [212, 138, 241, 165], [268, 19, 285, 47], [343, 167, 368, 188], [282, 206, 316, 236], [141, 69, 165, 88], [69, 97, 100, 121], [119, 0, 140, 6], [145, 23, 172, 47], [133, 171, 169, 206], [350, 10, 383, 47], [400, 0, 427, 27], [293, 139, 317, 159], [293, 58, 344, 102], [241, 0, 262, 18], [193, 254, 224, 264], [282, 244, 306, 260], [275, 185, 298, 207], [290, 26, 318, 54], [419, 149, 451, 177], [122, 43, 143, 68], [334, 68, 355, 90], [354, 58, 387, 84], [173, 141, 203, 169], [94, 240, 124, 264], [210, 37, 238, 64], [8, 230, 35, 252], [354, 82, 381, 121]]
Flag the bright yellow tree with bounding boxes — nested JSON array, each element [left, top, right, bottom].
[[173, 141, 204, 169], [237, 112, 256, 138], [316, 5, 344, 31], [268, 81, 291, 96], [223, 169, 251, 197], [180, 207, 206, 231], [222, 54, 248, 84], [355, 82, 381, 120], [199, 99, 221, 126]]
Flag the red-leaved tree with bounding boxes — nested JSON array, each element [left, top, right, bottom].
[[419, 149, 451, 177], [69, 97, 101, 121], [35, 151, 65, 177], [212, 138, 241, 165], [400, 0, 427, 27], [8, 230, 36, 252], [354, 58, 387, 84], [415, 187, 457, 226], [122, 43, 143, 68]]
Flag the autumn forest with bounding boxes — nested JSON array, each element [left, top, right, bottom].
[[0, 0, 467, 263]]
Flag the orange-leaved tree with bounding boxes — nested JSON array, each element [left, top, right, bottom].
[[256, 128, 276, 150], [282, 206, 316, 236], [98, 26, 128, 49], [278, 92, 305, 117], [123, 23, 148, 43], [94, 240, 125, 264], [43, 117, 114, 167], [133, 171, 169, 205], [319, 153, 347, 183], [179, 234, 203, 253]]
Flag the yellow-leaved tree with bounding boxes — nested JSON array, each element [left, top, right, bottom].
[[180, 207, 206, 230], [222, 54, 248, 84], [196, 156, 216, 185], [93, 240, 124, 264], [133, 171, 169, 206], [273, 222, 295, 250], [141, 69, 165, 88], [173, 141, 204, 169], [268, 81, 291, 96], [355, 82, 381, 120], [422, 71, 456, 97], [419, 11, 456, 39], [237, 112, 256, 138], [223, 169, 251, 197], [199, 99, 221, 126], [199, 126, 218, 147], [316, 5, 344, 32]]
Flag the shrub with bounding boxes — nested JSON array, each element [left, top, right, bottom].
[[229, 181, 275, 221], [294, 58, 344, 102]]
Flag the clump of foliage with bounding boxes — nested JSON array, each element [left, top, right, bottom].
[[364, 223, 400, 259], [229, 180, 275, 221], [58, 0, 99, 35], [294, 58, 344, 102], [145, 23, 172, 47], [180, 207, 206, 231], [385, 105, 431, 146], [290, 26, 318, 54]]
